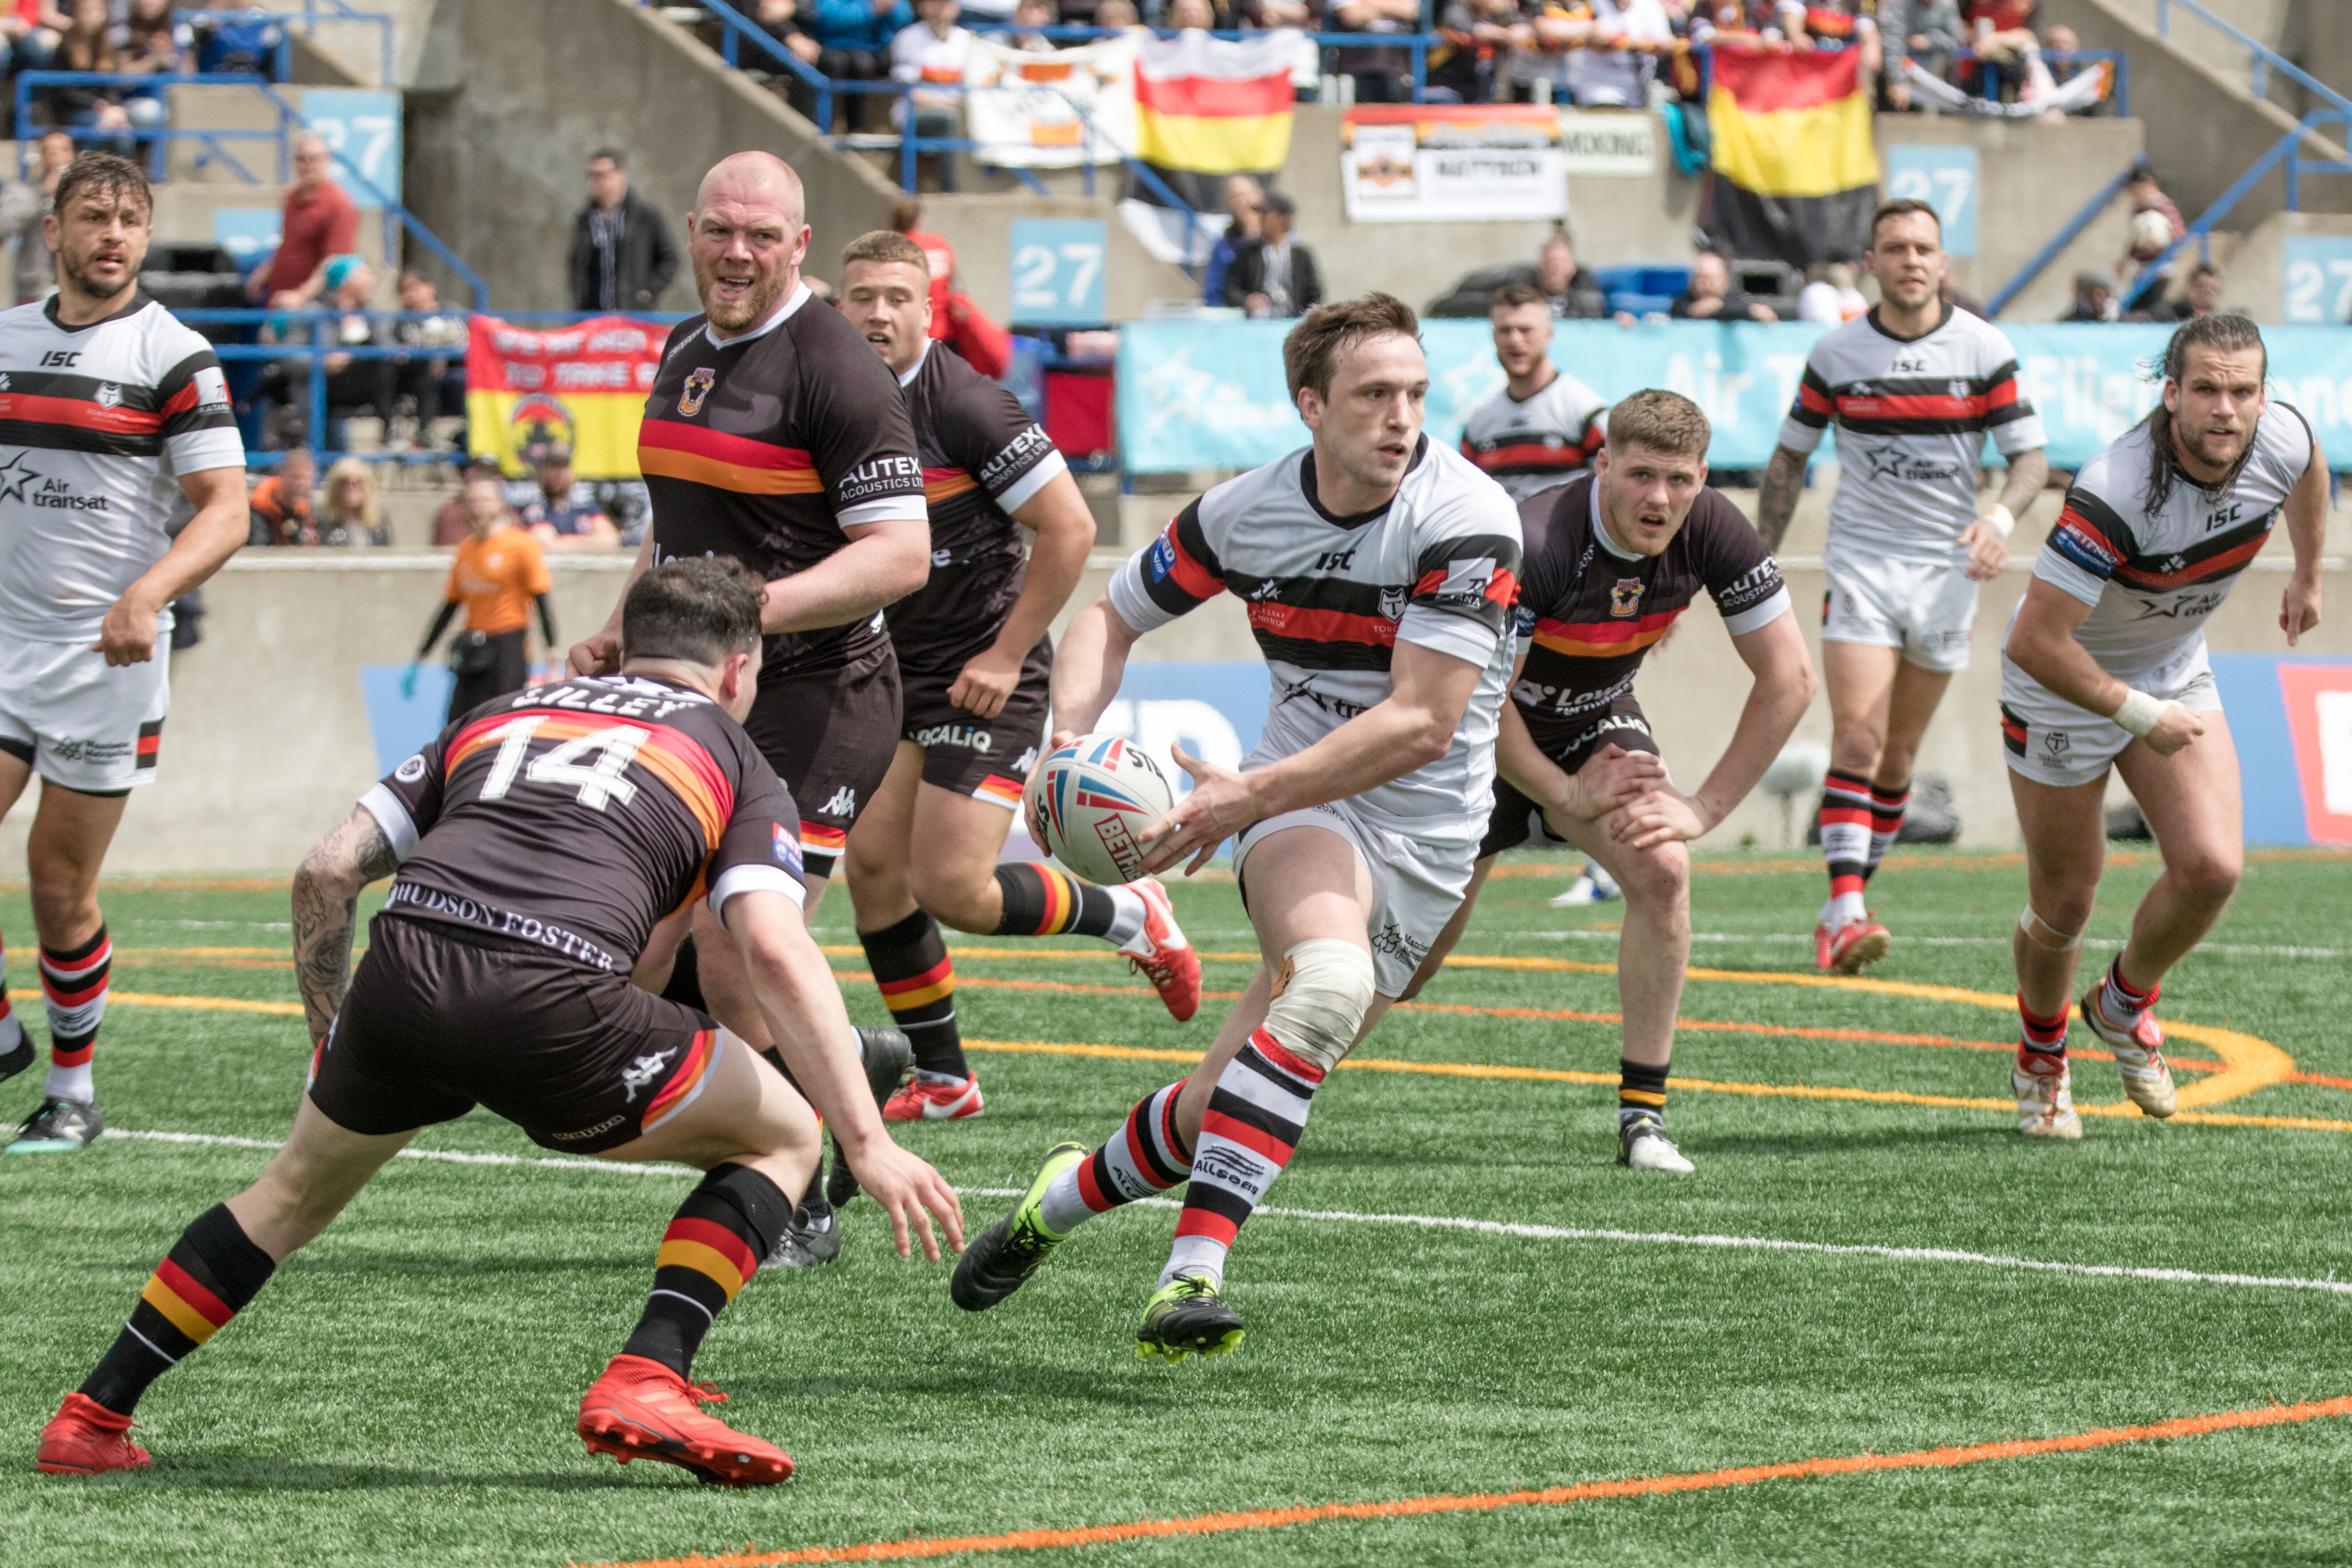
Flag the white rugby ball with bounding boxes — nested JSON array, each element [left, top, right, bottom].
[[1024, 734, 1176, 886]]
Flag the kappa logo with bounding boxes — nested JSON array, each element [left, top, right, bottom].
[[1014, 746, 1038, 774], [620, 1046, 679, 1103], [678, 365, 716, 417], [1609, 577, 1645, 618], [822, 785, 858, 815], [94, 382, 122, 411]]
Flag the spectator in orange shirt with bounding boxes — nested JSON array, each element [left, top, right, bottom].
[[246, 449, 318, 546], [412, 477, 557, 719]]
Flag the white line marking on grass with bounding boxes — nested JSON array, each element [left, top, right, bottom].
[[111, 1132, 2352, 1299], [1535, 931, 2352, 960]]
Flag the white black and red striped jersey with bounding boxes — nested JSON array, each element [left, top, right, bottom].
[[1458, 369, 1608, 501], [1778, 304, 2046, 560], [2026, 404, 2314, 688], [1108, 439, 1522, 846], [0, 294, 243, 642]]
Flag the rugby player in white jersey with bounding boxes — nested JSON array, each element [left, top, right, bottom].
[[2000, 316, 2324, 1137], [1758, 198, 2048, 973], [0, 155, 248, 1153], [949, 294, 1523, 1358]]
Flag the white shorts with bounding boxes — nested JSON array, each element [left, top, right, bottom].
[[1998, 659, 2221, 789], [1232, 799, 1477, 998], [1821, 548, 1979, 673], [0, 637, 171, 794]]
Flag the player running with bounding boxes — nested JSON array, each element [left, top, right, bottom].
[[35, 559, 964, 1483], [2000, 316, 2323, 1138], [1457, 282, 1609, 502], [568, 153, 929, 1255], [951, 295, 1522, 1358], [1756, 198, 2048, 973], [0, 154, 247, 1154], [833, 231, 1199, 1130], [1403, 391, 1814, 1173]]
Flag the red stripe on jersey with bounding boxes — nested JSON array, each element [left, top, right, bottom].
[[1247, 602, 1398, 647], [1467, 443, 1589, 472], [639, 417, 817, 472], [135, 732, 161, 756], [161, 380, 203, 418], [1833, 392, 1989, 421], [2114, 532, 2269, 590], [0, 390, 163, 433], [1985, 378, 2020, 410], [1798, 381, 1835, 415], [2001, 712, 2027, 742], [1485, 564, 1520, 608], [1530, 606, 1684, 655], [1160, 524, 1224, 600]]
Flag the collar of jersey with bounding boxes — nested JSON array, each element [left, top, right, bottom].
[[44, 290, 151, 336], [897, 338, 932, 388], [703, 281, 810, 350], [1505, 361, 1560, 405], [1587, 479, 1644, 564], [1864, 299, 1951, 345], [1296, 435, 1426, 528]]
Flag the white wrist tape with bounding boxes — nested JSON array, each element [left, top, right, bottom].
[[2112, 687, 2165, 738], [1980, 503, 2015, 541]]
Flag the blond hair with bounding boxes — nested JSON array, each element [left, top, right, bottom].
[[321, 457, 381, 532]]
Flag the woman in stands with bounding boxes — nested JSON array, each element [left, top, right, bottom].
[[318, 459, 390, 549]]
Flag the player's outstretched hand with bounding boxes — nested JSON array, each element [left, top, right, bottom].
[[2281, 573, 2322, 647], [1959, 519, 2009, 582], [948, 645, 1022, 720], [1557, 744, 1668, 822], [843, 1138, 965, 1261], [93, 593, 159, 667], [2143, 702, 2205, 757], [1138, 743, 1251, 877], [1611, 786, 1711, 850], [567, 630, 623, 678]]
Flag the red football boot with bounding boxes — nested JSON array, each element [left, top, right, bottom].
[[577, 1354, 792, 1486], [884, 1072, 984, 1121], [36, 1393, 150, 1476], [1824, 915, 1891, 975], [1121, 876, 1201, 1022]]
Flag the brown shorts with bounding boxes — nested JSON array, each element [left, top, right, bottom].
[[743, 641, 903, 876], [897, 636, 1051, 808], [309, 916, 725, 1154], [1478, 694, 1659, 859]]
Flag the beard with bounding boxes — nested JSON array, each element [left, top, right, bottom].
[[696, 256, 787, 334], [61, 245, 135, 302], [2174, 414, 2255, 474]]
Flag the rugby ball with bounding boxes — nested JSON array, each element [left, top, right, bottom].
[[1024, 734, 1176, 886]]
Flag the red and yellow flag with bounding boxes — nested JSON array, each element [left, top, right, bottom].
[[1134, 31, 1298, 176], [1705, 45, 1879, 267], [465, 314, 666, 480]]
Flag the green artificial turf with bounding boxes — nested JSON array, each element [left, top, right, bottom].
[[3, 849, 2350, 1567]]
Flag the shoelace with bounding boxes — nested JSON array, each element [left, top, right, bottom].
[[683, 1381, 727, 1407]]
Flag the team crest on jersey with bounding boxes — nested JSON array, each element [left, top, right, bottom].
[[94, 382, 122, 411], [1610, 577, 1646, 618], [679, 366, 716, 417], [1379, 583, 1407, 621]]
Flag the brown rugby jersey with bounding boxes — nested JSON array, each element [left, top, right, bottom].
[[1511, 476, 1791, 755], [358, 674, 804, 972], [638, 285, 927, 680], [889, 340, 1067, 673]]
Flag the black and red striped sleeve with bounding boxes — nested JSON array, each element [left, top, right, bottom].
[[1777, 361, 1834, 453], [157, 347, 245, 473], [1399, 480, 1523, 666], [1106, 498, 1226, 632], [1981, 354, 2047, 455], [2035, 482, 2137, 606]]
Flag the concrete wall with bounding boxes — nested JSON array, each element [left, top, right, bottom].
[[910, 193, 1196, 325], [1877, 113, 2146, 321], [403, 0, 903, 314]]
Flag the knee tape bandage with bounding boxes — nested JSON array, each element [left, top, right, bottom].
[[1264, 939, 1377, 1074], [2018, 906, 2085, 953]]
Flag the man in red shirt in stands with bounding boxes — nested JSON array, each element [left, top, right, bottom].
[[246, 131, 358, 308], [887, 194, 1008, 378]]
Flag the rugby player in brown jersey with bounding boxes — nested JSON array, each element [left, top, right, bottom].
[[36, 559, 963, 1485], [1402, 391, 1816, 1173], [567, 153, 930, 1258], [832, 231, 1201, 1134]]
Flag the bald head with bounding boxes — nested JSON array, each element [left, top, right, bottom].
[[687, 151, 811, 336]]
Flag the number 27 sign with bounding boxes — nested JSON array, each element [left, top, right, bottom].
[[1009, 219, 1107, 327]]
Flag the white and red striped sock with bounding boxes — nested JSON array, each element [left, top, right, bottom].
[[1162, 1030, 1324, 1288], [2097, 957, 2159, 1031], [1818, 771, 1873, 927], [1037, 1080, 1191, 1237], [40, 925, 111, 1104]]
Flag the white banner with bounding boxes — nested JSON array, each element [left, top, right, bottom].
[[1340, 105, 1568, 224], [964, 33, 1138, 168], [1556, 109, 1657, 176]]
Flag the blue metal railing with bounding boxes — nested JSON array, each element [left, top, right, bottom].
[[2122, 109, 2352, 311], [2155, 0, 2352, 123], [1986, 165, 2137, 319]]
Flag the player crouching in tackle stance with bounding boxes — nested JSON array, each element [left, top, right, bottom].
[[952, 294, 1523, 1358], [834, 231, 1199, 1133], [2000, 316, 2324, 1139], [34, 560, 963, 1483], [1402, 391, 1814, 1172]]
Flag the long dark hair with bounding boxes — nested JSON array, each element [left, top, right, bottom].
[[2141, 313, 2266, 516]]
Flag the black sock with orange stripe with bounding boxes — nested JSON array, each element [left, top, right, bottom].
[[623, 1163, 792, 1378], [81, 1203, 276, 1416], [860, 909, 965, 1082], [1618, 1057, 1669, 1128], [992, 862, 1117, 938]]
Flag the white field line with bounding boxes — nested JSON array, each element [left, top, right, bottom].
[[108, 1130, 2352, 1299], [1534, 930, 2352, 960]]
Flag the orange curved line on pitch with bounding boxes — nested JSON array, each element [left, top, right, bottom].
[[571, 1395, 2352, 1568]]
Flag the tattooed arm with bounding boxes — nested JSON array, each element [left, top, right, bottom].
[[1754, 445, 1810, 555], [291, 806, 402, 1040]]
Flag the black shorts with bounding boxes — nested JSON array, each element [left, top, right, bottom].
[[743, 641, 902, 875], [1478, 695, 1659, 859], [309, 915, 725, 1154], [898, 636, 1051, 806], [446, 628, 530, 722]]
